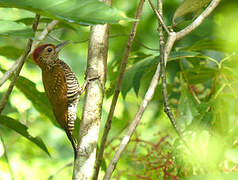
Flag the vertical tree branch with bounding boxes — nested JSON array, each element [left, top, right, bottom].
[[94, 0, 145, 179], [0, 14, 40, 113], [148, 0, 169, 34], [156, 0, 182, 138], [72, 1, 110, 179]]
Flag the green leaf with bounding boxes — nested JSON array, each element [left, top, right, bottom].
[[184, 65, 218, 84], [0, 0, 132, 25], [0, 46, 23, 59], [0, 115, 50, 156], [169, 51, 200, 60], [121, 51, 199, 98], [173, 0, 211, 24], [177, 84, 200, 129], [185, 38, 238, 53], [0, 20, 34, 37], [14, 75, 58, 127], [212, 56, 238, 135], [122, 56, 160, 98], [16, 17, 77, 31], [0, 7, 34, 21]]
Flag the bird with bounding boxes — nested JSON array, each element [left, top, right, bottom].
[[32, 41, 80, 158]]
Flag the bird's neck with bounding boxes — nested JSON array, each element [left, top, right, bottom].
[[38, 57, 59, 71]]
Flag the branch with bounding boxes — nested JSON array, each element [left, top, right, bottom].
[[148, 0, 170, 34], [176, 0, 221, 40], [72, 1, 110, 179], [157, 0, 183, 142], [0, 58, 21, 87], [0, 14, 40, 113], [0, 20, 59, 87], [95, 0, 145, 178]]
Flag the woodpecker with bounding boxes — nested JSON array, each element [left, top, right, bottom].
[[33, 41, 80, 158]]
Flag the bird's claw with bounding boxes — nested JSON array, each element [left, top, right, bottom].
[[78, 76, 100, 95], [86, 75, 100, 82]]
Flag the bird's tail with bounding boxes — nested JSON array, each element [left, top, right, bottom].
[[66, 130, 78, 160]]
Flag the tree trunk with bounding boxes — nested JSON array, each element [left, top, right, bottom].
[[72, 1, 110, 179]]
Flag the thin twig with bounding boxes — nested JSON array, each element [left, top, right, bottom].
[[160, 41, 184, 141], [148, 0, 170, 34], [176, 0, 221, 40], [157, 0, 182, 141], [0, 14, 40, 113], [0, 132, 14, 180], [47, 162, 73, 180], [94, 0, 145, 179], [0, 20, 59, 87], [0, 58, 21, 87]]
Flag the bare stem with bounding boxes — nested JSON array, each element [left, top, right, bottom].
[[0, 20, 59, 87], [156, 0, 182, 141], [94, 0, 145, 179], [0, 14, 40, 113], [148, 0, 170, 34]]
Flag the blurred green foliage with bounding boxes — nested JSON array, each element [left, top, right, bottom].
[[0, 0, 238, 180]]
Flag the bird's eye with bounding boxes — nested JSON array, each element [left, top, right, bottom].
[[47, 48, 52, 52]]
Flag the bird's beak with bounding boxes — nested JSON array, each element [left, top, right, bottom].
[[55, 40, 70, 53]]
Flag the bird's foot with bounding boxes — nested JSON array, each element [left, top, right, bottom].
[[78, 75, 100, 95]]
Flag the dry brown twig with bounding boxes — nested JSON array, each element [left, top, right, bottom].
[[103, 0, 221, 179]]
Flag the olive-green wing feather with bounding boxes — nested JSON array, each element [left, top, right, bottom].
[[42, 64, 68, 131]]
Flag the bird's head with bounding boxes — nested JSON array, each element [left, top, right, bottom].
[[33, 41, 69, 66]]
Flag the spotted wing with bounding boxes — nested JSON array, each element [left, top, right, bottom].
[[42, 64, 68, 131]]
